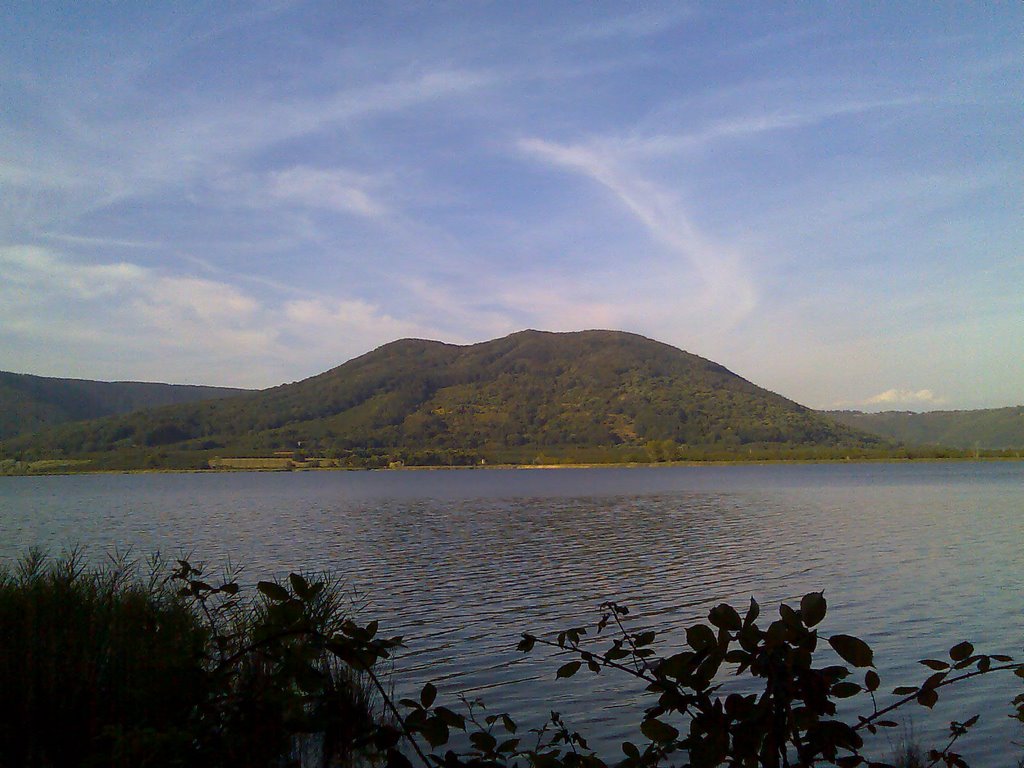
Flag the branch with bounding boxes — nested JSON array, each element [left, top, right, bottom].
[[856, 663, 1023, 730]]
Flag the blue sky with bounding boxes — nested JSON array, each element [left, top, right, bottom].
[[1, 2, 1020, 410]]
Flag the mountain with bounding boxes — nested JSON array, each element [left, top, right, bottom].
[[826, 407, 1024, 450], [4, 330, 889, 469], [0, 371, 249, 440]]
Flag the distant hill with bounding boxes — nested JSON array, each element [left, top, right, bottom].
[[5, 330, 889, 469], [826, 407, 1024, 450], [0, 371, 249, 440]]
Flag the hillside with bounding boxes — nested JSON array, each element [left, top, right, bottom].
[[4, 330, 889, 469], [827, 407, 1024, 450], [0, 371, 248, 440]]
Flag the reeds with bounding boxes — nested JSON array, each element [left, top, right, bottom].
[[0, 549, 379, 768]]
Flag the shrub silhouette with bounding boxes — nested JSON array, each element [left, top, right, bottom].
[[2, 552, 1022, 767], [0, 551, 383, 768]]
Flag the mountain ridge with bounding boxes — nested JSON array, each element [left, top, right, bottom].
[[827, 407, 1024, 450], [3, 330, 890, 469], [0, 370, 250, 441]]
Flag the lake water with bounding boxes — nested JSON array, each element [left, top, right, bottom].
[[1, 462, 1022, 765]]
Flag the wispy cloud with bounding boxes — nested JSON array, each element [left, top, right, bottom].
[[618, 97, 925, 157], [39, 232, 162, 249], [266, 166, 387, 218], [568, 7, 696, 42], [518, 137, 756, 327], [0, 66, 491, 234]]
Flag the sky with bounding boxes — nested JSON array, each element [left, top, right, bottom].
[[1, 2, 1021, 411]]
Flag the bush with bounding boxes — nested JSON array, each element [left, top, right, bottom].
[[0, 551, 386, 768], [3, 551, 1022, 768]]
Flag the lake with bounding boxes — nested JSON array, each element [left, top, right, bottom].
[[1, 462, 1022, 765]]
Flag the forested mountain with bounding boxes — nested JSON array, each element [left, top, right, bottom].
[[827, 407, 1024, 450], [4, 330, 888, 469], [0, 371, 248, 440]]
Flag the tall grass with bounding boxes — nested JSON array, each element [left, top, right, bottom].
[[0, 550, 380, 768]]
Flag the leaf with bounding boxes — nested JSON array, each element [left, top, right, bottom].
[[641, 718, 679, 743], [917, 687, 938, 708], [517, 634, 536, 653], [800, 591, 827, 628], [831, 682, 863, 698], [829, 634, 874, 668], [556, 661, 581, 679], [708, 603, 741, 631], [496, 738, 520, 754], [779, 602, 801, 629], [744, 597, 760, 627], [219, 581, 239, 595], [893, 686, 918, 695], [501, 714, 517, 733], [865, 670, 880, 692], [949, 641, 974, 661], [420, 718, 449, 748], [289, 572, 311, 600], [919, 659, 949, 670], [686, 623, 717, 651], [420, 682, 437, 708], [257, 580, 290, 602], [433, 706, 466, 730], [658, 651, 695, 679], [921, 671, 947, 690], [622, 742, 641, 760], [470, 732, 497, 753]]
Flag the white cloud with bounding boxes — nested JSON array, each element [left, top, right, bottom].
[[865, 388, 945, 408], [283, 297, 422, 342], [266, 166, 386, 218], [0, 245, 447, 387]]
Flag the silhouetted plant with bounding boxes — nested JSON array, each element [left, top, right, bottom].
[[3, 551, 1022, 768], [388, 594, 1024, 768], [0, 551, 392, 768]]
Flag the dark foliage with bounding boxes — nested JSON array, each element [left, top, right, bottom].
[[3, 547, 1022, 767], [0, 551, 384, 768]]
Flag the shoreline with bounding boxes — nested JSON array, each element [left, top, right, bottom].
[[2, 454, 1021, 478]]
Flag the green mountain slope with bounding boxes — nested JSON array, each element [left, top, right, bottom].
[[0, 371, 248, 440], [5, 330, 888, 468], [826, 407, 1024, 450]]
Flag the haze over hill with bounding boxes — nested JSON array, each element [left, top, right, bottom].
[[0, 371, 249, 441], [4, 330, 888, 470], [827, 408, 1024, 451]]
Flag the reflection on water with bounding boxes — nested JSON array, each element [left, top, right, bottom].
[[1, 462, 1022, 765]]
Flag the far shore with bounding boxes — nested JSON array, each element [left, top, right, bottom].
[[2, 454, 1021, 477]]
